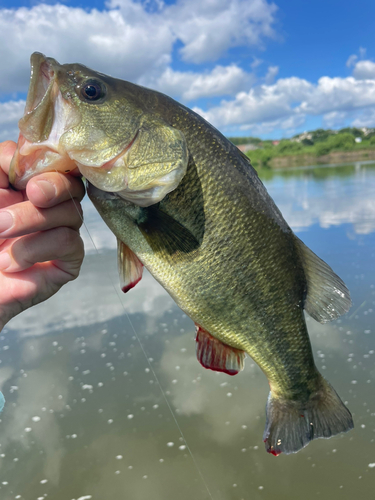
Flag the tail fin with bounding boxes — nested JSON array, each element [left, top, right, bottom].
[[263, 378, 353, 456]]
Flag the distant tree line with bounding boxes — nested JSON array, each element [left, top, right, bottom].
[[227, 127, 375, 168]]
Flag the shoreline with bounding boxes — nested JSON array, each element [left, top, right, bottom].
[[265, 149, 375, 169]]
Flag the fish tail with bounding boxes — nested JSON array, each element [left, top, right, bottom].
[[263, 377, 353, 456]]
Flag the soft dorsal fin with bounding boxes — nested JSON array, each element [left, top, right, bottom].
[[195, 325, 245, 376], [294, 236, 351, 323], [117, 239, 144, 293]]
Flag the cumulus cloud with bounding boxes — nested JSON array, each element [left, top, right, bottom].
[[266, 164, 375, 235], [0, 3, 174, 93], [322, 110, 349, 129], [193, 72, 375, 133], [160, 0, 278, 63], [351, 107, 375, 128], [0, 100, 25, 141], [150, 64, 254, 101], [264, 65, 279, 84], [194, 77, 313, 128], [1, 2, 375, 139], [353, 60, 375, 80], [299, 76, 375, 115], [0, 0, 277, 94]]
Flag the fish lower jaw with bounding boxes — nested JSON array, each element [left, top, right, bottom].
[[10, 134, 75, 189]]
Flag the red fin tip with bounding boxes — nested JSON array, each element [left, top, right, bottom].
[[195, 324, 245, 376]]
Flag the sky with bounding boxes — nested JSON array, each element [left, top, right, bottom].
[[0, 0, 375, 140]]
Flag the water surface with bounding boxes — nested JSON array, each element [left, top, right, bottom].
[[1, 162, 375, 500]]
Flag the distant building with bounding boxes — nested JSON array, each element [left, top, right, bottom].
[[355, 137, 362, 143], [360, 127, 374, 136], [290, 131, 313, 143], [272, 140, 280, 146]]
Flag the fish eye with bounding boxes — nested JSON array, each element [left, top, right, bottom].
[[80, 80, 106, 102]]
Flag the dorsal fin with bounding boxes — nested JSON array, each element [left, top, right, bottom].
[[294, 236, 351, 323], [117, 239, 144, 293], [195, 325, 245, 376]]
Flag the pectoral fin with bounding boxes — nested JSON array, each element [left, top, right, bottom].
[[294, 236, 351, 323], [195, 324, 245, 376], [117, 239, 144, 293], [138, 206, 200, 256]]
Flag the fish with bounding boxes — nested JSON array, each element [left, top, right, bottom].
[[9, 53, 353, 455]]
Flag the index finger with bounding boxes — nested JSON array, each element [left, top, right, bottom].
[[0, 141, 17, 188]]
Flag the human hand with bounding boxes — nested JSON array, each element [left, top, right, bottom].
[[0, 141, 85, 331]]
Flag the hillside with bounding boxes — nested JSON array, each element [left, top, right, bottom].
[[228, 127, 375, 168]]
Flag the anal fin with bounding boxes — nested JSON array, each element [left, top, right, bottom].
[[195, 325, 245, 376], [117, 239, 144, 293]]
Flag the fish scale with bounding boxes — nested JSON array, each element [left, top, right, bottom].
[[9, 53, 354, 455]]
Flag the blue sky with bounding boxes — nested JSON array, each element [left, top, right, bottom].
[[1, 0, 375, 140]]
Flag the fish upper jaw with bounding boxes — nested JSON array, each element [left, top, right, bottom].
[[9, 90, 79, 189], [9, 54, 81, 189]]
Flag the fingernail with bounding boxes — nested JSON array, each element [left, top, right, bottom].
[[0, 211, 14, 233], [0, 252, 11, 270], [35, 180, 56, 202]]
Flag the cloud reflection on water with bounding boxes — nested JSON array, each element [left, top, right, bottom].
[[1, 163, 375, 499], [263, 164, 375, 234]]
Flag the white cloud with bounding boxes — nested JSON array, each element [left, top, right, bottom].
[[160, 0, 278, 63], [0, 0, 277, 95], [346, 54, 358, 68], [150, 64, 253, 101], [194, 77, 313, 128], [264, 65, 279, 84], [353, 60, 375, 80], [322, 110, 348, 129], [297, 76, 375, 115], [266, 164, 375, 235], [239, 113, 306, 136], [193, 72, 375, 133], [0, 100, 25, 141], [1, 0, 375, 140], [359, 46, 367, 59], [0, 3, 174, 93], [323, 105, 375, 130], [351, 107, 375, 128]]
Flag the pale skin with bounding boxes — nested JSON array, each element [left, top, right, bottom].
[[0, 141, 85, 331]]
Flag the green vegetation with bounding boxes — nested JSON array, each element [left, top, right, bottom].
[[228, 136, 262, 146], [228, 127, 375, 168], [256, 162, 375, 182]]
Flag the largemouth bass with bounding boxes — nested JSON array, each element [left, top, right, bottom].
[[9, 53, 353, 455]]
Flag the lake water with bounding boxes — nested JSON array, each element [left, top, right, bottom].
[[1, 162, 375, 500]]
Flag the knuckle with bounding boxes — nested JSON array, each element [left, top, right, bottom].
[[12, 236, 35, 268], [56, 227, 84, 260], [66, 199, 84, 229], [57, 227, 78, 251]]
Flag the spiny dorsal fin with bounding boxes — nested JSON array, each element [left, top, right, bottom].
[[294, 236, 351, 323], [195, 324, 245, 376], [117, 239, 144, 293]]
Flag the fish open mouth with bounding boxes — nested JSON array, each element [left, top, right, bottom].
[[9, 53, 77, 190], [24, 53, 56, 117]]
